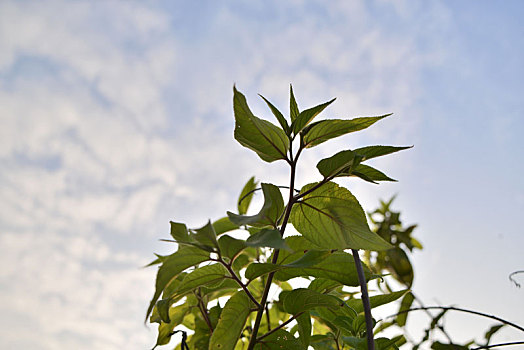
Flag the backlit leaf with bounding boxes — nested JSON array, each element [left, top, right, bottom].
[[345, 289, 408, 314], [316, 150, 362, 178], [283, 288, 342, 315], [193, 220, 219, 250], [260, 94, 290, 134], [292, 97, 336, 135], [165, 264, 228, 300], [397, 292, 414, 327], [233, 86, 289, 162], [291, 182, 392, 250], [238, 176, 258, 215], [213, 216, 239, 236], [228, 183, 284, 227], [297, 311, 312, 348], [290, 85, 299, 122], [353, 145, 412, 161], [209, 291, 254, 350], [303, 115, 390, 148], [246, 228, 291, 250], [347, 164, 397, 183], [254, 330, 303, 350]]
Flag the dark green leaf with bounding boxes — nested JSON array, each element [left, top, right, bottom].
[[397, 292, 414, 327], [308, 278, 341, 293], [484, 324, 505, 345], [246, 228, 291, 250], [238, 176, 258, 215], [303, 115, 391, 148], [348, 164, 397, 183], [290, 85, 299, 122], [297, 311, 312, 347], [154, 304, 190, 347], [156, 298, 172, 323], [213, 216, 239, 236], [233, 86, 289, 162], [292, 97, 336, 135], [291, 182, 392, 250], [260, 94, 290, 134], [431, 341, 469, 350], [255, 329, 303, 350], [193, 220, 219, 250], [316, 150, 362, 178], [170, 221, 189, 241], [146, 246, 209, 320], [209, 291, 254, 350], [165, 264, 228, 300], [217, 235, 247, 260], [354, 145, 412, 161], [310, 334, 337, 350], [345, 290, 408, 314], [283, 288, 342, 315], [228, 183, 284, 228]]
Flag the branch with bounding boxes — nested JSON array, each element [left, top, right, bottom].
[[387, 306, 524, 333], [195, 289, 213, 333], [257, 312, 303, 342], [411, 292, 454, 343], [471, 341, 524, 349], [217, 258, 261, 308], [352, 249, 375, 350], [509, 270, 524, 288]]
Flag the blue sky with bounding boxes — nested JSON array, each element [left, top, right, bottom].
[[1, 1, 523, 348]]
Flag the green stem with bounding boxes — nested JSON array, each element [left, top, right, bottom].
[[352, 249, 375, 350]]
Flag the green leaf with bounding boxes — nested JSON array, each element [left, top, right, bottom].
[[245, 262, 282, 281], [165, 264, 228, 300], [431, 341, 469, 350], [193, 220, 219, 250], [484, 324, 505, 345], [316, 150, 363, 178], [310, 334, 337, 350], [308, 278, 341, 293], [303, 115, 391, 148], [238, 176, 258, 215], [292, 97, 336, 135], [170, 221, 189, 241], [154, 304, 190, 347], [353, 145, 412, 161], [397, 292, 414, 327], [246, 228, 291, 250], [213, 216, 239, 236], [283, 288, 342, 315], [345, 290, 408, 314], [146, 246, 209, 320], [255, 329, 303, 350], [276, 252, 372, 286], [290, 85, 299, 122], [209, 291, 254, 350], [342, 337, 400, 350], [217, 235, 247, 260], [233, 86, 289, 162], [228, 183, 284, 228], [297, 311, 312, 348], [348, 164, 397, 183], [291, 182, 392, 250], [156, 298, 172, 323], [259, 94, 290, 134]]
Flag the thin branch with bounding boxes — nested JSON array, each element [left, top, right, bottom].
[[217, 258, 261, 308], [411, 292, 454, 343], [257, 312, 303, 341], [509, 270, 524, 288], [471, 341, 524, 349], [265, 303, 271, 332], [195, 289, 213, 333], [352, 249, 375, 350], [387, 306, 524, 333]]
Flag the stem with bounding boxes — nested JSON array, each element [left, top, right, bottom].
[[471, 341, 524, 349], [196, 289, 213, 333], [265, 303, 271, 331], [247, 146, 299, 350], [257, 312, 303, 341], [218, 258, 261, 308], [352, 249, 375, 350], [389, 306, 524, 333], [412, 293, 454, 343]]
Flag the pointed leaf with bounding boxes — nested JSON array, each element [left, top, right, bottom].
[[233, 86, 289, 162], [283, 288, 342, 315], [347, 164, 397, 183], [146, 247, 209, 320], [209, 291, 254, 350], [292, 97, 336, 135], [354, 145, 412, 161], [218, 235, 247, 260], [303, 115, 391, 148], [166, 264, 229, 301], [290, 85, 299, 122], [238, 176, 258, 215], [397, 292, 414, 327], [291, 182, 392, 250], [154, 304, 190, 347], [193, 220, 219, 250], [246, 228, 291, 250], [346, 290, 408, 314], [170, 221, 189, 241], [316, 150, 362, 178], [484, 324, 505, 345], [260, 94, 290, 134], [213, 216, 239, 236], [228, 183, 284, 227]]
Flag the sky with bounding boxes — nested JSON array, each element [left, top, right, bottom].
[[0, 1, 523, 349]]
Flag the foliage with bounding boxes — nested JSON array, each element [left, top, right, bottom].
[[147, 85, 410, 349]]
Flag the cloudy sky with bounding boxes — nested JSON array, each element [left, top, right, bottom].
[[1, 1, 523, 349]]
